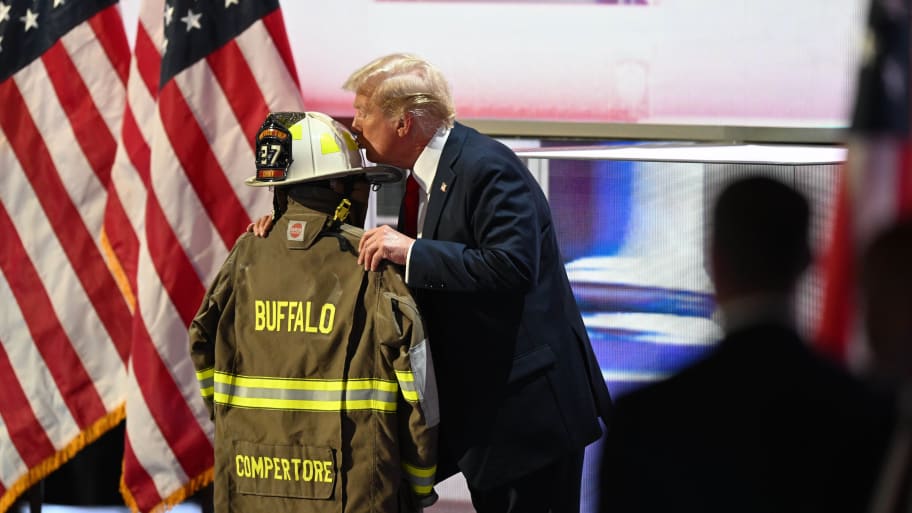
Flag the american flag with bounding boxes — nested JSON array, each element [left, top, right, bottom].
[[107, 0, 303, 511], [0, 0, 304, 510], [817, 0, 912, 363], [0, 0, 131, 510]]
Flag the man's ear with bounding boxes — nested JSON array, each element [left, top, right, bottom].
[[396, 113, 413, 137]]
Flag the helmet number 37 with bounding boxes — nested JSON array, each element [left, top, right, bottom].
[[260, 143, 283, 167]]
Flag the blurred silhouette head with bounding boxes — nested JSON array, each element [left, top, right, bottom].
[[710, 176, 811, 303], [861, 218, 912, 383]]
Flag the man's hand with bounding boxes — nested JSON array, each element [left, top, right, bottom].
[[246, 214, 273, 237], [358, 225, 414, 271]]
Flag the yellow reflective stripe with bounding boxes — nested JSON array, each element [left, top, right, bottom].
[[402, 462, 436, 478], [395, 370, 415, 383], [197, 367, 214, 399], [214, 393, 397, 412], [320, 132, 341, 154], [410, 483, 434, 495], [403, 462, 436, 495], [341, 131, 358, 151], [215, 372, 398, 392], [395, 370, 419, 402], [212, 371, 400, 412]]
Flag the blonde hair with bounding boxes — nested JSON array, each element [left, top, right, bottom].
[[343, 53, 456, 139]]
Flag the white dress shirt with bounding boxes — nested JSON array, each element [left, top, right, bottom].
[[409, 126, 450, 238], [405, 127, 450, 281]]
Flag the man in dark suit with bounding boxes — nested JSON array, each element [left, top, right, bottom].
[[598, 175, 894, 513], [350, 53, 613, 513]]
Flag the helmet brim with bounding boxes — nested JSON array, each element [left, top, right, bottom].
[[245, 164, 405, 187]]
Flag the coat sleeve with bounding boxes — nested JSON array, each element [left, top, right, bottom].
[[378, 276, 439, 507], [188, 238, 243, 419], [408, 149, 543, 294]]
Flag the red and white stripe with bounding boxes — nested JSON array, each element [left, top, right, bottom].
[[816, 136, 912, 364], [106, 1, 304, 510], [0, 5, 132, 511]]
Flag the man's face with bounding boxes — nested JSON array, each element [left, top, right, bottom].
[[351, 94, 405, 167]]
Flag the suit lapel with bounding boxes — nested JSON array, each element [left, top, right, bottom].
[[422, 123, 465, 238]]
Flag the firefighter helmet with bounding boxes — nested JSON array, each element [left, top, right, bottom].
[[246, 111, 403, 187]]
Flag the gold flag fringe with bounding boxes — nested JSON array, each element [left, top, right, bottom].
[[99, 228, 137, 313], [0, 403, 126, 513], [121, 467, 213, 513]]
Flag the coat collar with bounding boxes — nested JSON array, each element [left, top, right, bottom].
[[421, 122, 467, 239]]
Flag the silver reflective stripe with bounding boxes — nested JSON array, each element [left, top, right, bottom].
[[402, 462, 436, 495], [396, 371, 419, 402], [213, 372, 399, 412], [409, 340, 440, 427], [196, 367, 214, 399]]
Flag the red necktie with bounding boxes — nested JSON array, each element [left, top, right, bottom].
[[400, 174, 420, 238]]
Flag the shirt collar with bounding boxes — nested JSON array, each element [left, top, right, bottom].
[[411, 126, 450, 192]]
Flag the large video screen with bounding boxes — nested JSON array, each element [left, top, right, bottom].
[[378, 146, 842, 512], [550, 157, 722, 397], [279, 0, 868, 129]]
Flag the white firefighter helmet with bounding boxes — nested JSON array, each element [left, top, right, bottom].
[[246, 111, 403, 187]]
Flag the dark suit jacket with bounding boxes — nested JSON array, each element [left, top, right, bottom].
[[599, 322, 894, 513], [404, 122, 613, 490]]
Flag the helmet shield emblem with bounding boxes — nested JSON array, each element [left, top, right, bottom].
[[254, 115, 294, 182]]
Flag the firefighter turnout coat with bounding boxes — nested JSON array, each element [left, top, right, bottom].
[[189, 198, 438, 513]]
